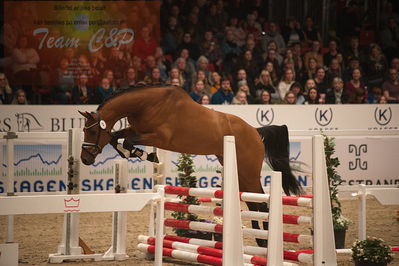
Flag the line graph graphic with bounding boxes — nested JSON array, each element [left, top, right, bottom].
[[1, 144, 62, 177]]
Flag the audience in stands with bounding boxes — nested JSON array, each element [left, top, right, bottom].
[[1, 0, 398, 105]]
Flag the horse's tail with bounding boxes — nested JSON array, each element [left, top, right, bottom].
[[256, 125, 303, 196]]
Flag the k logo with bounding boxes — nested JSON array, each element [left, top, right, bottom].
[[256, 108, 274, 126], [374, 107, 392, 126], [15, 113, 43, 132], [315, 108, 333, 126], [348, 144, 368, 170]]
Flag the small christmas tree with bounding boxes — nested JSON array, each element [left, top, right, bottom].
[[171, 153, 200, 236]]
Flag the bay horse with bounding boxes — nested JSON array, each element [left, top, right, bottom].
[[79, 85, 303, 246]]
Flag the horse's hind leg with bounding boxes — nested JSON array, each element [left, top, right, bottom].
[[246, 202, 269, 247]]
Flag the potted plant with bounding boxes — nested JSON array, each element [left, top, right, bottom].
[[324, 134, 352, 248], [171, 153, 212, 240], [351, 237, 394, 266]]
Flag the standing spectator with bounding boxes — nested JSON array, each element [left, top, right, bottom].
[[132, 26, 157, 60], [304, 87, 320, 104], [302, 17, 322, 46], [382, 68, 399, 102], [254, 70, 276, 98], [365, 44, 388, 89], [0, 73, 13, 104], [189, 80, 205, 102], [92, 78, 114, 104], [326, 77, 349, 104], [211, 79, 234, 104], [120, 68, 138, 90], [11, 89, 29, 104], [277, 68, 295, 101], [72, 74, 94, 104]]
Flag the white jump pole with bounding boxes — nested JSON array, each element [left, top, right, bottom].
[[154, 186, 165, 266], [222, 136, 244, 266], [0, 132, 19, 266], [103, 159, 129, 260], [358, 184, 367, 241], [312, 135, 337, 265], [267, 171, 283, 266]]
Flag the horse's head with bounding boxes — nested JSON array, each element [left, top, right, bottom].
[[79, 111, 112, 165]]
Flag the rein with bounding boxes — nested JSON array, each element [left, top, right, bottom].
[[81, 112, 112, 159]]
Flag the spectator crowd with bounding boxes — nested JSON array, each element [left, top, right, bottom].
[[1, 0, 399, 105]]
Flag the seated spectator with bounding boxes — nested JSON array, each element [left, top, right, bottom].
[[243, 13, 262, 37], [289, 82, 305, 104], [91, 78, 114, 104], [174, 57, 192, 92], [11, 35, 40, 98], [350, 87, 367, 104], [233, 69, 255, 95], [0, 73, 13, 104], [389, 57, 399, 73], [260, 21, 286, 54], [324, 40, 340, 67], [209, 71, 222, 95], [282, 17, 304, 47], [254, 70, 277, 99], [277, 68, 295, 101], [11, 89, 29, 105], [231, 90, 248, 104], [343, 57, 363, 82], [196, 56, 212, 80], [266, 40, 284, 66], [170, 78, 181, 86], [302, 17, 322, 47], [120, 68, 138, 90], [225, 16, 246, 47], [255, 90, 272, 104], [238, 50, 259, 83], [368, 86, 384, 104], [263, 48, 282, 74], [237, 83, 255, 104], [326, 58, 343, 86], [154, 47, 170, 80], [144, 67, 164, 85], [380, 18, 399, 62], [382, 68, 399, 102], [242, 38, 263, 66], [130, 56, 146, 82], [301, 57, 319, 84], [283, 91, 297, 104], [304, 87, 321, 104], [378, 95, 388, 104], [161, 16, 183, 56], [72, 74, 94, 104], [54, 58, 74, 104], [175, 51, 196, 83], [132, 26, 157, 60], [303, 40, 324, 68], [291, 42, 304, 72], [177, 32, 201, 61], [345, 68, 367, 103], [90, 50, 106, 82], [211, 79, 234, 104], [365, 44, 388, 89], [189, 80, 206, 102], [220, 29, 241, 74], [326, 77, 349, 104], [107, 46, 128, 82], [198, 94, 210, 105], [166, 67, 185, 88], [195, 70, 211, 94], [314, 66, 329, 97], [103, 69, 118, 91], [264, 61, 280, 86], [343, 36, 365, 64], [303, 78, 317, 96]]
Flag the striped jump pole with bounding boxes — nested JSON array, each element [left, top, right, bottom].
[[164, 202, 312, 226], [164, 186, 312, 207]]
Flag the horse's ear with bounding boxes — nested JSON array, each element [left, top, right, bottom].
[[78, 111, 91, 119]]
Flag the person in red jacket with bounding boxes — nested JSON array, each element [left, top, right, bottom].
[[132, 26, 157, 60]]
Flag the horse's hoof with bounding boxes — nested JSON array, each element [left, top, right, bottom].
[[255, 238, 268, 247]]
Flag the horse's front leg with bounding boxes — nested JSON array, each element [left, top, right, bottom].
[[110, 127, 159, 163]]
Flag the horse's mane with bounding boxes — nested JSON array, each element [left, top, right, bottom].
[[97, 83, 176, 110]]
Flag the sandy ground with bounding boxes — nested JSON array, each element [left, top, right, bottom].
[[0, 198, 398, 266]]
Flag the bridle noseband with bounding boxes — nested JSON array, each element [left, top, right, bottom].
[[82, 113, 112, 159]]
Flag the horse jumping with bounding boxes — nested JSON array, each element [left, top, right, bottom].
[[79, 85, 303, 246]]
